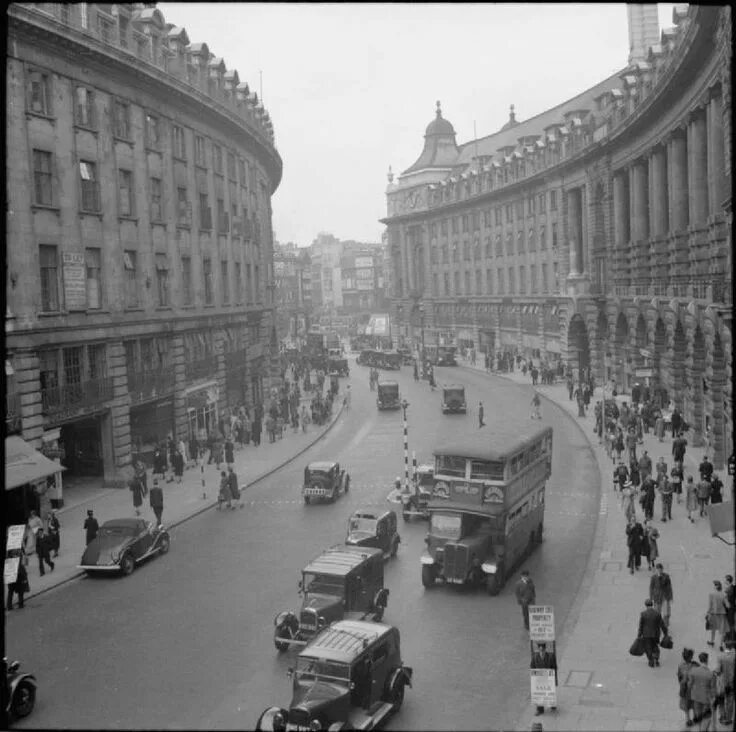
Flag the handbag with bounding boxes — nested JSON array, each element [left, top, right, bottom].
[[660, 634, 673, 650], [629, 637, 646, 656], [705, 614, 712, 631]]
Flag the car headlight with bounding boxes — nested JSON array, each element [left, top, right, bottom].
[[310, 720, 322, 731], [275, 611, 291, 627]]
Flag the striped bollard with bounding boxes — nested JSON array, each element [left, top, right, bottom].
[[401, 399, 410, 492]]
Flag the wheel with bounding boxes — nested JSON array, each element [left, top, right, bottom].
[[388, 679, 405, 710], [486, 564, 505, 596], [119, 553, 135, 576], [304, 495, 311, 505], [373, 606, 384, 622], [390, 538, 399, 558], [421, 564, 436, 588], [11, 679, 36, 719], [158, 535, 170, 555]]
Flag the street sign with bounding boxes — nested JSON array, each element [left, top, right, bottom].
[[528, 605, 556, 641], [530, 669, 557, 708]]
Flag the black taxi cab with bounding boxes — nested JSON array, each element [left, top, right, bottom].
[[345, 509, 400, 559], [273, 546, 389, 653], [257, 620, 413, 731], [376, 381, 400, 410], [441, 384, 467, 414], [302, 462, 350, 504]]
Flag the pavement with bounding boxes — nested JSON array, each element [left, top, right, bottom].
[[458, 357, 733, 732], [17, 383, 346, 602]]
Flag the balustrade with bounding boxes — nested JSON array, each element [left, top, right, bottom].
[[41, 377, 114, 415]]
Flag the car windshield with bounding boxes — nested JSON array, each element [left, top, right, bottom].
[[430, 513, 462, 539], [99, 525, 137, 537], [418, 472, 434, 489], [379, 385, 398, 395], [295, 657, 350, 685], [444, 389, 464, 400], [349, 517, 377, 534], [303, 572, 345, 599]]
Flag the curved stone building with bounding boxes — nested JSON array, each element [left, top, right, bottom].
[[383, 5, 731, 468], [6, 2, 282, 490]]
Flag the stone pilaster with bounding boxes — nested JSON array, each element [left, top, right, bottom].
[[667, 130, 689, 233], [15, 351, 44, 447], [215, 330, 227, 421], [172, 335, 188, 442], [685, 365, 705, 447], [706, 91, 725, 219], [105, 340, 132, 488], [687, 109, 709, 227]]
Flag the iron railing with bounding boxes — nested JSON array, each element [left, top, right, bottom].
[[127, 369, 175, 405], [41, 377, 114, 415]]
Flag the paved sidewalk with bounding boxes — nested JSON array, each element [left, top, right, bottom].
[[457, 358, 733, 732], [18, 391, 346, 602]]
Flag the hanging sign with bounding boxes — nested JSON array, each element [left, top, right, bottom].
[[63, 252, 86, 311]]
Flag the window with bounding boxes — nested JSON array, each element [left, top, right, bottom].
[[245, 263, 252, 303], [27, 69, 52, 115], [238, 158, 246, 185], [530, 264, 537, 293], [517, 230, 525, 253], [498, 268, 504, 294], [254, 265, 261, 302], [212, 144, 223, 174], [221, 260, 230, 304], [553, 262, 559, 292], [462, 215, 469, 233], [453, 272, 460, 294], [145, 113, 160, 148], [538, 192, 546, 212], [172, 125, 186, 159], [155, 253, 169, 306], [527, 196, 535, 215], [539, 224, 546, 250], [203, 257, 213, 304], [515, 200, 524, 218], [484, 210, 492, 228], [451, 217, 459, 234], [181, 256, 193, 305], [79, 160, 100, 212], [519, 265, 526, 294], [123, 250, 138, 307], [506, 232, 513, 255], [118, 169, 134, 216], [432, 273, 438, 296], [551, 222, 558, 248], [74, 86, 95, 128], [150, 178, 163, 221], [195, 135, 207, 167], [33, 149, 53, 205], [440, 219, 448, 236], [97, 14, 114, 43], [199, 193, 211, 229], [495, 234, 503, 257], [486, 268, 493, 294], [472, 211, 481, 230], [475, 270, 482, 295], [495, 207, 502, 226], [542, 263, 549, 292], [464, 271, 471, 294], [227, 151, 236, 180], [217, 198, 228, 233], [113, 99, 130, 139], [63, 347, 83, 396], [177, 187, 190, 225], [463, 242, 470, 261], [39, 245, 59, 311], [528, 228, 535, 252], [550, 190, 557, 211], [443, 273, 450, 295], [505, 204, 512, 223], [88, 343, 107, 381], [234, 261, 242, 303], [85, 248, 102, 309]]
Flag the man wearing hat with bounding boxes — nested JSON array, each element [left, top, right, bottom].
[[514, 569, 536, 630], [637, 597, 666, 667], [84, 509, 99, 546]]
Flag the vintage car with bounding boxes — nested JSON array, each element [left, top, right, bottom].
[[273, 546, 389, 653], [441, 384, 467, 414], [302, 462, 350, 504], [78, 518, 170, 576], [396, 346, 414, 366], [328, 356, 350, 377], [345, 509, 400, 559], [401, 464, 434, 521], [258, 620, 412, 731], [377, 381, 401, 410]]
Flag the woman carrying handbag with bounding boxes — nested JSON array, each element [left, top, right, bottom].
[[707, 580, 731, 651]]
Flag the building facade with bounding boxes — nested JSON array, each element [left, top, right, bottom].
[[382, 5, 731, 468], [273, 243, 311, 345], [6, 2, 282, 487]]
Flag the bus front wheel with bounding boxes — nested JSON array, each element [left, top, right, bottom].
[[421, 564, 436, 588], [486, 565, 504, 596]]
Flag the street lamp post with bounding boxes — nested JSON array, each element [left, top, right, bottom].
[[419, 304, 426, 361], [401, 398, 410, 493]]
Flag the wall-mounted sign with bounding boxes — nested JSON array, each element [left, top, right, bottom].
[[62, 252, 86, 311]]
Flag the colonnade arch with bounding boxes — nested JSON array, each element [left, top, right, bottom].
[[567, 314, 590, 382]]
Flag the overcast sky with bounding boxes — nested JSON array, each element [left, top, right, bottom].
[[159, 3, 676, 246]]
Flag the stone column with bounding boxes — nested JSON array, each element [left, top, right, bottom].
[[707, 91, 725, 217], [630, 160, 649, 241], [650, 147, 668, 236], [566, 188, 583, 275], [106, 340, 132, 487], [687, 109, 709, 226], [667, 130, 689, 232]]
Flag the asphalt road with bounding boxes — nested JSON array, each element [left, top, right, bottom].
[[7, 359, 599, 730]]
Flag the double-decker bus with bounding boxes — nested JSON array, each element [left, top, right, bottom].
[[421, 425, 553, 595]]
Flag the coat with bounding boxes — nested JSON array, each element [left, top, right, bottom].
[[149, 485, 164, 510], [130, 478, 144, 508], [626, 523, 644, 551], [687, 664, 716, 705], [649, 571, 672, 603], [10, 561, 29, 593], [638, 607, 666, 639], [228, 472, 240, 500], [686, 481, 699, 511], [514, 577, 536, 606], [172, 451, 184, 476], [84, 516, 99, 544]]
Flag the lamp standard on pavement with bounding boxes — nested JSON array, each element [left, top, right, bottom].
[[401, 399, 410, 492]]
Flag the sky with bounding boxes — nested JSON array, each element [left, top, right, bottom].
[[159, 3, 676, 247]]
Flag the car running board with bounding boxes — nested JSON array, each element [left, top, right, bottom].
[[351, 701, 394, 730]]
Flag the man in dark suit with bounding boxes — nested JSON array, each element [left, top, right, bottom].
[[515, 569, 536, 630], [531, 642, 558, 715], [638, 598, 666, 667]]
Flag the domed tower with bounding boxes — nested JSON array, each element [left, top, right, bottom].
[[399, 101, 460, 186]]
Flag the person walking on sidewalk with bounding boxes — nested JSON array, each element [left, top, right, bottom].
[[639, 450, 653, 482], [514, 569, 536, 630], [616, 460, 630, 493], [84, 509, 99, 545], [710, 474, 723, 505], [530, 392, 541, 420], [643, 520, 659, 570], [567, 375, 574, 401], [640, 476, 656, 521], [688, 652, 716, 729], [228, 467, 243, 509], [649, 563, 672, 627], [614, 430, 625, 463], [673, 432, 688, 464], [671, 461, 684, 505], [626, 517, 644, 573], [622, 481, 637, 523], [626, 428, 638, 464], [724, 574, 735, 637], [47, 509, 61, 558], [678, 647, 699, 728], [696, 478, 712, 517], [707, 580, 731, 651], [686, 476, 699, 523], [6, 558, 29, 610], [637, 598, 666, 667], [149, 479, 164, 526], [172, 448, 184, 484], [218, 470, 233, 510], [699, 455, 714, 482], [224, 437, 235, 469], [130, 475, 144, 516], [531, 642, 558, 716], [153, 444, 167, 482], [35, 528, 55, 576], [715, 639, 735, 726], [478, 401, 485, 428], [659, 474, 674, 522]]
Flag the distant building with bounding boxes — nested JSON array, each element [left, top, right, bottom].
[[273, 243, 311, 344], [382, 5, 731, 468]]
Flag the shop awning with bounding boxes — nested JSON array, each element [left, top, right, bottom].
[[5, 436, 66, 491]]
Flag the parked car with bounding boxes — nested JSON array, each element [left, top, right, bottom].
[[302, 462, 350, 504], [441, 384, 467, 414], [78, 518, 170, 576], [345, 509, 400, 559], [257, 620, 412, 731], [401, 464, 434, 521], [273, 546, 389, 652], [377, 381, 401, 410]]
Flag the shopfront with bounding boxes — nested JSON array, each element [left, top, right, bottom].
[[130, 398, 175, 461], [185, 381, 219, 442], [59, 415, 104, 477]]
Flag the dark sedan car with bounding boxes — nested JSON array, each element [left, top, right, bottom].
[[79, 518, 170, 576]]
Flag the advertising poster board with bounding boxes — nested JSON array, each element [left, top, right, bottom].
[[528, 605, 556, 641], [530, 669, 558, 708]]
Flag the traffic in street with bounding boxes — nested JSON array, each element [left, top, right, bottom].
[[6, 355, 600, 730]]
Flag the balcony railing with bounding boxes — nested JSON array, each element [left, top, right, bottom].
[[128, 369, 175, 405], [612, 274, 730, 303], [6, 392, 22, 433], [185, 355, 218, 382], [41, 377, 114, 416]]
